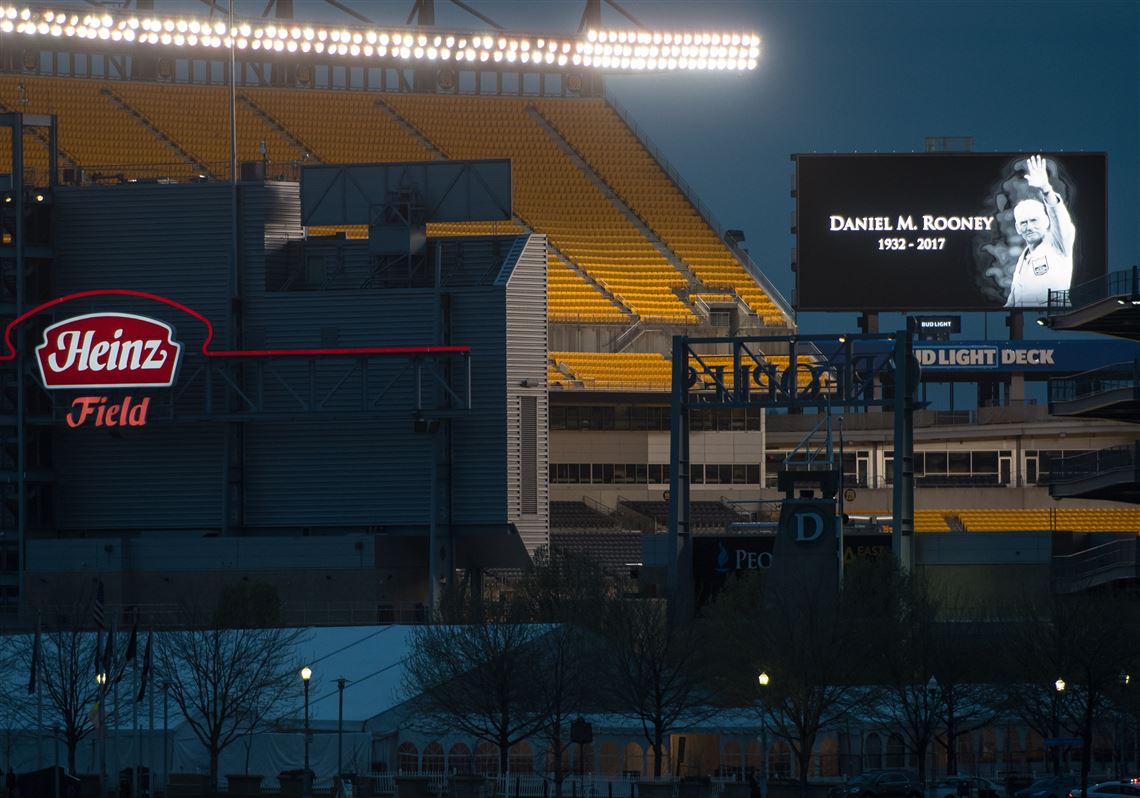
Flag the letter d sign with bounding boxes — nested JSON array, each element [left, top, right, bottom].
[[795, 512, 824, 543]]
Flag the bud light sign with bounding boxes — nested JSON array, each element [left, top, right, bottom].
[[34, 313, 183, 428]]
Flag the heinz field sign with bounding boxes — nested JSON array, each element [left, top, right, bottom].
[[34, 312, 183, 428]]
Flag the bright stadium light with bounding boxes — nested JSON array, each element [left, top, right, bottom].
[[0, 4, 759, 75]]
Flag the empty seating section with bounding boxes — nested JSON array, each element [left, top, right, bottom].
[[109, 82, 291, 174], [547, 255, 627, 324], [428, 220, 527, 237], [551, 351, 819, 391], [242, 87, 432, 165], [550, 530, 642, 573], [550, 501, 619, 530], [0, 76, 177, 176], [302, 220, 526, 241], [693, 293, 737, 305], [537, 99, 785, 324], [0, 79, 781, 329], [901, 508, 1140, 533], [382, 94, 698, 324], [552, 352, 671, 390], [689, 353, 821, 390], [548, 364, 570, 387], [621, 500, 746, 530]]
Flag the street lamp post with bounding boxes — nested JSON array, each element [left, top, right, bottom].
[[162, 681, 170, 795], [337, 677, 346, 782], [1054, 678, 1066, 775], [1118, 672, 1132, 777], [758, 672, 770, 798], [96, 671, 107, 798], [926, 676, 939, 780], [301, 666, 312, 798]]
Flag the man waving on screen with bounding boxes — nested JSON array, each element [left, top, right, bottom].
[[1004, 154, 1076, 307]]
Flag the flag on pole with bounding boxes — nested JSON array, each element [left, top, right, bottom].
[[124, 612, 138, 663], [27, 623, 40, 694], [93, 580, 105, 631], [103, 625, 114, 677], [94, 628, 103, 676], [136, 632, 152, 703]]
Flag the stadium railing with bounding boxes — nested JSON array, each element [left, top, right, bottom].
[[1052, 537, 1138, 590], [1051, 267, 1140, 311], [1049, 442, 1139, 484], [1048, 359, 1140, 404]]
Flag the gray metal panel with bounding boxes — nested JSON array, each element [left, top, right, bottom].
[[53, 184, 234, 344], [242, 421, 432, 527], [503, 235, 549, 554], [300, 160, 512, 226], [54, 425, 225, 530], [440, 236, 528, 289], [449, 286, 508, 525], [40, 181, 522, 549], [49, 184, 238, 532], [28, 534, 376, 572]]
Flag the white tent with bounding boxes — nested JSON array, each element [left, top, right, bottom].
[[2, 625, 418, 786]]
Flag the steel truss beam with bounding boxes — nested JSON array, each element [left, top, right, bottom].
[[18, 349, 471, 425], [667, 331, 918, 617]]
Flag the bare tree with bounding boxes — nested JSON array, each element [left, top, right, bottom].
[[706, 566, 871, 790], [402, 585, 548, 773], [517, 547, 613, 797], [597, 596, 718, 779], [25, 627, 102, 773], [852, 560, 1002, 781], [1001, 592, 1140, 795], [153, 595, 306, 788]]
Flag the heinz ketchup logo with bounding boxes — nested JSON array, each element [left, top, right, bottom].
[[35, 313, 182, 390]]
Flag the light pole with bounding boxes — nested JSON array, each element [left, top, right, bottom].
[[926, 676, 939, 779], [337, 677, 346, 782], [96, 671, 107, 798], [758, 672, 770, 798], [301, 666, 312, 798], [162, 681, 170, 795], [1054, 678, 1066, 775]]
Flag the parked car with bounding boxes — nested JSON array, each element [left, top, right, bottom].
[[832, 770, 923, 798], [1015, 776, 1081, 798], [933, 777, 1003, 798], [1068, 780, 1140, 798]]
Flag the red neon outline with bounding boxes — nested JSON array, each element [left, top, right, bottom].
[[0, 290, 470, 362]]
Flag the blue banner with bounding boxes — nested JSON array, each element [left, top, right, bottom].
[[914, 340, 1140, 374]]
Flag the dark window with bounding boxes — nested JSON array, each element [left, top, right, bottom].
[[973, 451, 999, 472], [949, 452, 971, 474], [692, 464, 704, 484], [747, 408, 762, 431], [614, 406, 630, 430], [746, 464, 760, 484]]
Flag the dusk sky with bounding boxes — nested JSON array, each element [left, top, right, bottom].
[[59, 0, 1140, 337], [295, 0, 1140, 335]]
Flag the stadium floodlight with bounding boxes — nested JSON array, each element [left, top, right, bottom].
[[0, 4, 759, 74]]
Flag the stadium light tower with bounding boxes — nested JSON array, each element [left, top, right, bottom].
[[0, 3, 760, 75]]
